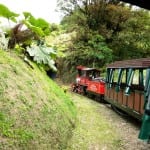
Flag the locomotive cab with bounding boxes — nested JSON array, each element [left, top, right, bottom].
[[76, 65, 101, 85], [72, 65, 105, 100], [72, 65, 91, 93]]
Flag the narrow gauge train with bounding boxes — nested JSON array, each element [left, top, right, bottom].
[[71, 58, 150, 142]]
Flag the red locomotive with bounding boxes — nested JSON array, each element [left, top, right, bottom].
[[71, 58, 150, 142], [71, 65, 105, 99]]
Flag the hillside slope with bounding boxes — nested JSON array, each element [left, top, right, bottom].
[[0, 50, 76, 150]]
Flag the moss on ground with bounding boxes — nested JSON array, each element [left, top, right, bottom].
[[0, 50, 76, 150]]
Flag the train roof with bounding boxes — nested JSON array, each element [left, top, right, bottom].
[[76, 65, 86, 69], [76, 65, 100, 71], [82, 68, 100, 71], [107, 58, 150, 68]]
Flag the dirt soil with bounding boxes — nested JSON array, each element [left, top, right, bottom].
[[97, 103, 150, 150]]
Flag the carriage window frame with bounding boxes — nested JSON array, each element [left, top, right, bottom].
[[115, 68, 124, 92], [125, 68, 135, 95], [106, 68, 114, 88], [145, 68, 150, 101]]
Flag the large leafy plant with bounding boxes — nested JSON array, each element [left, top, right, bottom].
[[26, 44, 57, 71], [8, 12, 51, 49], [0, 32, 8, 50], [0, 4, 58, 72], [23, 12, 50, 36], [0, 4, 19, 24]]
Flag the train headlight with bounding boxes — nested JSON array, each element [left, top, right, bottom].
[[76, 77, 80, 83]]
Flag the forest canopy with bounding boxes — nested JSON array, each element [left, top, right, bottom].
[[55, 0, 150, 82]]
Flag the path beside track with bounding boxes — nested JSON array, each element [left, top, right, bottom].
[[67, 92, 150, 150]]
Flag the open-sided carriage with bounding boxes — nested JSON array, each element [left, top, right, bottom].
[[105, 58, 150, 141]]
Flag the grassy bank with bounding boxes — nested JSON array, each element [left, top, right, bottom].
[[0, 50, 76, 149], [67, 93, 123, 150]]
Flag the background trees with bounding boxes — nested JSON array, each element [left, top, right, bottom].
[[0, 1, 150, 82], [110, 10, 150, 60], [55, 0, 150, 82]]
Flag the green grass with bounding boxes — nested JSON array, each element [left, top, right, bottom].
[[0, 50, 76, 149], [0, 112, 33, 143], [0, 49, 125, 150], [67, 93, 124, 150]]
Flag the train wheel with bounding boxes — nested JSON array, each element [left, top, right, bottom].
[[87, 92, 94, 99], [96, 95, 107, 103], [99, 95, 105, 103], [83, 87, 87, 95], [71, 83, 77, 92]]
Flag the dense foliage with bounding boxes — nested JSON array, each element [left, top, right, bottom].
[[64, 30, 112, 67], [0, 4, 57, 71], [55, 0, 150, 82], [0, 2, 150, 82]]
